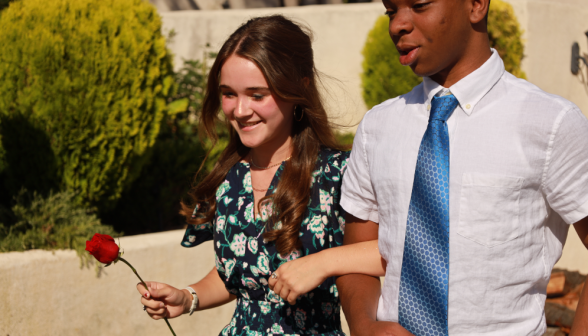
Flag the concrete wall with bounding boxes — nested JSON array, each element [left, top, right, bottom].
[[160, 0, 588, 274], [0, 228, 582, 335], [160, 1, 588, 131], [0, 231, 236, 336], [161, 3, 385, 130], [0, 230, 349, 335], [2, 1, 588, 334]]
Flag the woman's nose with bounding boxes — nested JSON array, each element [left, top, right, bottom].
[[235, 96, 253, 118]]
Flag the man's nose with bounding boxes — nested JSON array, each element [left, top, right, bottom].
[[389, 8, 414, 37]]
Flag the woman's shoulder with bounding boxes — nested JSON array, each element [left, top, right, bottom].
[[311, 148, 351, 188], [316, 147, 350, 171]]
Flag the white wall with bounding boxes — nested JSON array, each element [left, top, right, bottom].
[[161, 3, 385, 131], [160, 0, 588, 273], [0, 231, 236, 336], [0, 230, 350, 335], [160, 1, 588, 129], [2, 1, 587, 334]]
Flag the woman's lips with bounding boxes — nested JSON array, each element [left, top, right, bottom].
[[237, 120, 261, 131], [398, 47, 420, 66]]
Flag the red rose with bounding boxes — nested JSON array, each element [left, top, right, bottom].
[[85, 233, 120, 264]]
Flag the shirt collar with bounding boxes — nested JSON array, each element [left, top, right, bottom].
[[422, 49, 505, 115]]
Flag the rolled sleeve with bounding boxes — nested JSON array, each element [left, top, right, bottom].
[[543, 107, 588, 224], [340, 118, 379, 223]]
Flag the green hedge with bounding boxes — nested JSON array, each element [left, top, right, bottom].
[[102, 58, 221, 235], [361, 16, 422, 110], [362, 0, 525, 108], [488, 0, 526, 78], [0, 0, 175, 212]]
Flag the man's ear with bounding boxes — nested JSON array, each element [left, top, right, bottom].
[[469, 0, 490, 25]]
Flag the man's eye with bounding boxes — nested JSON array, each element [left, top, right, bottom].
[[385, 10, 395, 18], [413, 2, 430, 10]]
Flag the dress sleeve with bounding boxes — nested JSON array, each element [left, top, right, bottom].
[[180, 205, 214, 247], [542, 106, 588, 224], [322, 150, 351, 249], [340, 119, 379, 223]]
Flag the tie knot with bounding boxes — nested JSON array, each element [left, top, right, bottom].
[[430, 94, 459, 122]]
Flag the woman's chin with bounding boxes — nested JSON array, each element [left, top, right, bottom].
[[239, 138, 264, 149]]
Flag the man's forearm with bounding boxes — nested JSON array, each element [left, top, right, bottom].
[[570, 276, 588, 335], [337, 273, 381, 335]]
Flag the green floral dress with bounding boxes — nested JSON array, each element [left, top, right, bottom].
[[181, 148, 350, 335]]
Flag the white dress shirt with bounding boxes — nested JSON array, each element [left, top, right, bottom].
[[340, 50, 588, 335]]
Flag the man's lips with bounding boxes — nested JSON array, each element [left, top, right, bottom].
[[398, 47, 420, 66]]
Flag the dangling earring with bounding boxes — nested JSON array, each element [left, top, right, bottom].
[[294, 105, 304, 122]]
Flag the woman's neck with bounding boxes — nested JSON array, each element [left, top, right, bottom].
[[249, 137, 292, 167]]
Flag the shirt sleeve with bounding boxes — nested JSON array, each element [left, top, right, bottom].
[[543, 106, 588, 224], [340, 118, 379, 223]]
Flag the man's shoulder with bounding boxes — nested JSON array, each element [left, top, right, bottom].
[[500, 72, 579, 113], [361, 82, 425, 124]]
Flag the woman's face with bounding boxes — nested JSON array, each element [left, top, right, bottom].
[[219, 55, 295, 151]]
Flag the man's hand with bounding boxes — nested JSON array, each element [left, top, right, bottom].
[[570, 216, 588, 335]]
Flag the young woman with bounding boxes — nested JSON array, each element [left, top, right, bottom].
[[136, 15, 384, 335]]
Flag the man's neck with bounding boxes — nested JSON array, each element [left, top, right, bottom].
[[430, 39, 492, 88]]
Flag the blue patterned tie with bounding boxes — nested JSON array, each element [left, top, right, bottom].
[[398, 94, 459, 336]]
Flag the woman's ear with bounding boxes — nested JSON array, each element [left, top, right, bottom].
[[302, 77, 310, 87]]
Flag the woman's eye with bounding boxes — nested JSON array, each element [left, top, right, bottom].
[[385, 10, 395, 18], [222, 92, 235, 98], [252, 94, 265, 101]]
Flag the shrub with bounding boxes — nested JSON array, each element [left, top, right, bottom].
[[488, 0, 526, 78], [0, 0, 14, 11], [361, 16, 422, 110], [362, 1, 525, 108], [0, 190, 119, 267], [0, 0, 175, 212], [103, 58, 221, 235]]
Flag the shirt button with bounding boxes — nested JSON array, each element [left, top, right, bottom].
[[427, 104, 431, 111], [465, 103, 471, 109]]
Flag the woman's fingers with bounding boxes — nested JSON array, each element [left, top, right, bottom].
[[268, 273, 277, 290], [272, 278, 284, 298], [286, 291, 299, 305], [136, 281, 151, 297], [277, 286, 291, 302]]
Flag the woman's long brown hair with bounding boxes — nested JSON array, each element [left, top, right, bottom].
[[181, 15, 347, 256]]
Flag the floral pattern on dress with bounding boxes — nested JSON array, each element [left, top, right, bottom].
[[181, 148, 350, 335]]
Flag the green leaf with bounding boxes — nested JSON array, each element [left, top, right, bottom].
[[167, 98, 189, 116]]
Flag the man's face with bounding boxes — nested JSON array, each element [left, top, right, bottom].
[[383, 0, 473, 78]]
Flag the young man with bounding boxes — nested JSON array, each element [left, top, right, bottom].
[[338, 0, 588, 335]]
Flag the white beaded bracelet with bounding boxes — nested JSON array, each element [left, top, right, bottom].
[[184, 286, 199, 316]]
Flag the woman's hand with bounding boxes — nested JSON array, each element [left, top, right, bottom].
[[136, 281, 192, 320], [268, 253, 328, 305]]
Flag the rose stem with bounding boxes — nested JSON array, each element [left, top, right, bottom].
[[118, 257, 177, 336]]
